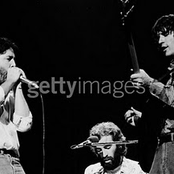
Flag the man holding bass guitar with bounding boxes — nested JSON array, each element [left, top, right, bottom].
[[125, 14, 174, 174]]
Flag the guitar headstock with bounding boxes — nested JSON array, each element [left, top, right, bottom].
[[118, 0, 137, 26]]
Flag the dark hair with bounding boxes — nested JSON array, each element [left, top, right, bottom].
[[152, 14, 174, 44], [0, 37, 18, 54], [89, 122, 127, 156]]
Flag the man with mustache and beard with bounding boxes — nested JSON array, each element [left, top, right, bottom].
[[84, 122, 146, 174], [0, 37, 33, 174], [125, 14, 174, 174]]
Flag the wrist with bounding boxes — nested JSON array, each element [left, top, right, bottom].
[[145, 78, 155, 87], [148, 78, 155, 86], [1, 79, 16, 96]]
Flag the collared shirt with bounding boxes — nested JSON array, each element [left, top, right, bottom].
[[0, 86, 32, 150], [84, 157, 146, 174]]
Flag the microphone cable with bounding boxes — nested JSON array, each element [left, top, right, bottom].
[[39, 92, 45, 174], [30, 85, 45, 174]]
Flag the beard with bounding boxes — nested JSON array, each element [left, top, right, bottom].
[[100, 154, 122, 171], [170, 58, 174, 67], [0, 67, 7, 84]]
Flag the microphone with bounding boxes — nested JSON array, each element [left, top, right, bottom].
[[70, 136, 99, 149], [20, 76, 39, 89]]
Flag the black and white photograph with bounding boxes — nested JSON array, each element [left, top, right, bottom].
[[1, 0, 174, 174]]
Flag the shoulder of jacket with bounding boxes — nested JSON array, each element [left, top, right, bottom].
[[84, 162, 103, 174], [122, 157, 146, 174]]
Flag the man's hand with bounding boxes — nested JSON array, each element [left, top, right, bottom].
[[1, 67, 24, 98], [130, 69, 154, 87], [124, 107, 142, 126], [6, 67, 22, 83]]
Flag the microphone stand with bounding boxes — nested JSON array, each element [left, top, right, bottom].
[[91, 140, 138, 146], [70, 140, 138, 149]]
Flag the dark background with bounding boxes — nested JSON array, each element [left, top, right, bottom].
[[1, 0, 174, 174]]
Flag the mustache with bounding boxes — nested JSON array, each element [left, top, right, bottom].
[[102, 157, 113, 161]]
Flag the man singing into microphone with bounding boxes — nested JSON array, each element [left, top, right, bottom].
[[0, 37, 33, 174], [84, 122, 146, 174]]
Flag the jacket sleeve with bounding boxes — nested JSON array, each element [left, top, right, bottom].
[[149, 80, 174, 107]]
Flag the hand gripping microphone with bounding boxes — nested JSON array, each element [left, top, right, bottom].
[[20, 76, 39, 89], [70, 136, 99, 149]]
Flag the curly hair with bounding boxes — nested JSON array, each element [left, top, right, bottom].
[[152, 14, 174, 44], [0, 37, 18, 54], [89, 122, 127, 156]]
